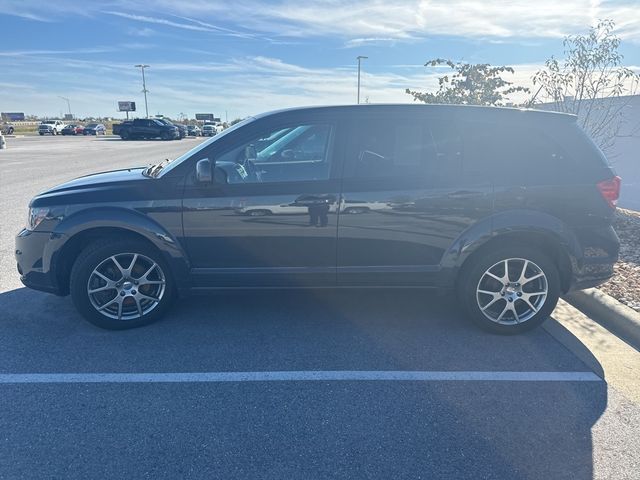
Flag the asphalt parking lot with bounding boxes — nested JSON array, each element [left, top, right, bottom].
[[1, 135, 640, 479]]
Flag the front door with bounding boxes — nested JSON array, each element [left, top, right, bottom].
[[182, 114, 341, 288]]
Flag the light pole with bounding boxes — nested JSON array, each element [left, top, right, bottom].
[[58, 96, 71, 118], [356, 55, 368, 104], [135, 64, 150, 118]]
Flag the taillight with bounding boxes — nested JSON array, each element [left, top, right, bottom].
[[597, 176, 621, 208]]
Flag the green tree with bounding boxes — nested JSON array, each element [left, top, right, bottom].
[[406, 59, 529, 106], [531, 19, 640, 152]]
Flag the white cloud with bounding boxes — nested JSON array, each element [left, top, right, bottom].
[[128, 27, 156, 37], [102, 10, 265, 40], [103, 11, 219, 32], [0, 47, 116, 57], [4, 1, 639, 42], [343, 37, 406, 48], [135, 0, 640, 43]]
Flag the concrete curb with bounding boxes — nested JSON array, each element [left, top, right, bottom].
[[563, 288, 640, 350]]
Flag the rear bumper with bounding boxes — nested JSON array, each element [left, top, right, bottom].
[[567, 224, 619, 292]]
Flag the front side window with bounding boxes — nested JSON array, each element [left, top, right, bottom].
[[215, 123, 333, 184]]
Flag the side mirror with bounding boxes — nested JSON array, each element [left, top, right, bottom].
[[196, 158, 213, 183], [244, 145, 257, 162]]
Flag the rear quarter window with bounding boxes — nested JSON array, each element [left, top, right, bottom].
[[462, 120, 574, 186]]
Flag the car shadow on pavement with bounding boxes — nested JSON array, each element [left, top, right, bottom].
[[0, 287, 607, 479]]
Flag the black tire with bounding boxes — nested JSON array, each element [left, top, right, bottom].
[[161, 131, 171, 141], [70, 239, 174, 330], [8, 127, 13, 134], [39, 132, 44, 136], [120, 130, 129, 140], [457, 246, 560, 334]]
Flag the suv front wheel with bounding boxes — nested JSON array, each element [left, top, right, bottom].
[[458, 246, 560, 334], [70, 239, 174, 329]]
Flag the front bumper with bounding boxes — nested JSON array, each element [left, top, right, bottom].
[[15, 229, 65, 295]]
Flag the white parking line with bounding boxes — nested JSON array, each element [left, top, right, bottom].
[[0, 371, 602, 384]]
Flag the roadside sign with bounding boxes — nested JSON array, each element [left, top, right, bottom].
[[118, 101, 136, 112], [1, 112, 25, 121], [195, 113, 214, 121], [64, 114, 73, 121]]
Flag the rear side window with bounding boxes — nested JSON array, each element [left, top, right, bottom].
[[343, 117, 485, 187], [343, 119, 432, 180]]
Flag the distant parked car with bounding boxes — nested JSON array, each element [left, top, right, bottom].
[[186, 125, 201, 136], [1, 123, 15, 135], [118, 118, 179, 140], [154, 118, 185, 139], [38, 120, 66, 135], [83, 124, 107, 135], [61, 124, 85, 136], [202, 124, 216, 137], [112, 121, 132, 136]]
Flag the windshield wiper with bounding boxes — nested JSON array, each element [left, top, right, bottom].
[[143, 159, 170, 178]]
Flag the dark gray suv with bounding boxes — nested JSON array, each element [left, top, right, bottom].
[[16, 105, 620, 332]]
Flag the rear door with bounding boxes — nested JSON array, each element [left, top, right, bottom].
[[337, 110, 494, 286]]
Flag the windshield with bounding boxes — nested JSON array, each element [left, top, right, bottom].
[[157, 116, 255, 177], [86, 124, 98, 128]]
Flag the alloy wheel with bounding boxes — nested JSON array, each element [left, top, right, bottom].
[[87, 253, 166, 321], [475, 258, 548, 325]]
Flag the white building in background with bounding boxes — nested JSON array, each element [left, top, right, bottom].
[[536, 94, 640, 211]]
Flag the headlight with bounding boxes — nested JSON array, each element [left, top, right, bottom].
[[27, 207, 49, 230]]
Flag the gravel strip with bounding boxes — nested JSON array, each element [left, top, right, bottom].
[[599, 208, 640, 312]]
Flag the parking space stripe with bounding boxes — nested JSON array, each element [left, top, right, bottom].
[[0, 371, 602, 384]]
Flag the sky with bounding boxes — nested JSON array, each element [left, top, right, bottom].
[[0, 0, 639, 120]]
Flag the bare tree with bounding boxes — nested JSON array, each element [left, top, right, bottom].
[[531, 19, 640, 153]]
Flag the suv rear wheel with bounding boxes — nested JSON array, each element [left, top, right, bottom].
[[458, 246, 560, 334], [70, 239, 174, 329]]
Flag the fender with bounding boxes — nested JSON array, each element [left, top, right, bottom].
[[440, 208, 581, 273], [48, 206, 191, 291]]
